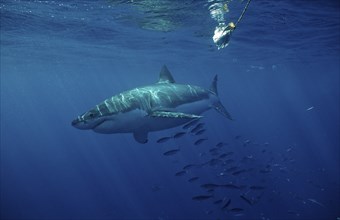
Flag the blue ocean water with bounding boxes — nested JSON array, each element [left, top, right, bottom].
[[1, 0, 339, 219]]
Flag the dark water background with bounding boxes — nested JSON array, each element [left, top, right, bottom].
[[1, 0, 339, 219]]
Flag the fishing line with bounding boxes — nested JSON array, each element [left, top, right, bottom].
[[235, 0, 252, 28]]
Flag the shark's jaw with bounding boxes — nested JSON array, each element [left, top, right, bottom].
[[92, 109, 147, 134], [71, 116, 105, 130]]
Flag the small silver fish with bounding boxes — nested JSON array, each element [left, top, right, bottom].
[[240, 194, 253, 205], [163, 149, 180, 156], [156, 136, 172, 143], [175, 170, 187, 176], [243, 139, 251, 146], [216, 142, 228, 148], [222, 184, 241, 189], [227, 166, 239, 172], [209, 148, 219, 153], [234, 135, 241, 139], [306, 106, 314, 111], [191, 123, 205, 133], [207, 159, 222, 166], [287, 210, 300, 216], [223, 158, 234, 163], [259, 168, 271, 173], [201, 183, 240, 189], [183, 164, 197, 170], [233, 213, 244, 217], [188, 177, 199, 182], [200, 183, 220, 189], [225, 152, 234, 156], [194, 138, 207, 145], [308, 198, 324, 207], [195, 129, 206, 135], [213, 199, 223, 204], [250, 186, 266, 190], [222, 199, 231, 209], [151, 185, 161, 192], [173, 131, 186, 139], [230, 208, 244, 212], [192, 195, 212, 201], [219, 153, 228, 159]]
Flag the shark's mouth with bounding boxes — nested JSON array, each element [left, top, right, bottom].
[[92, 119, 106, 129], [71, 118, 79, 127], [71, 116, 108, 130]]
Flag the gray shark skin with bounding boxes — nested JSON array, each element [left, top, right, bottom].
[[71, 65, 232, 143]]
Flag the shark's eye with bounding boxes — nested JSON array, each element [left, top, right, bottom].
[[89, 113, 94, 117]]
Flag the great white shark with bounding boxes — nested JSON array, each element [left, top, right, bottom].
[[71, 65, 232, 143]]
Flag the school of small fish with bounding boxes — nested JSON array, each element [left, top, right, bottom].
[[152, 119, 327, 219]]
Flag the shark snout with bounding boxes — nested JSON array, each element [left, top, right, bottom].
[[71, 115, 103, 130], [71, 117, 88, 129], [71, 119, 79, 127]]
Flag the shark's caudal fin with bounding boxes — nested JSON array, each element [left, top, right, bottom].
[[209, 75, 233, 120], [158, 65, 175, 83], [214, 101, 233, 120]]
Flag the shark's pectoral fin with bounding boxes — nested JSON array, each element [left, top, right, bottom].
[[133, 131, 148, 144], [149, 111, 203, 119], [213, 101, 233, 120]]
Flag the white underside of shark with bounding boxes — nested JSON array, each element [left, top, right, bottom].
[[72, 65, 232, 143]]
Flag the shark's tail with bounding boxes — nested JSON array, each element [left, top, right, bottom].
[[209, 75, 233, 120]]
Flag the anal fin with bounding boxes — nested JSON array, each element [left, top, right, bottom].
[[133, 131, 148, 144]]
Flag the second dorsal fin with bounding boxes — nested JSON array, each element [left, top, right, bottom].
[[158, 65, 175, 83], [209, 75, 218, 96]]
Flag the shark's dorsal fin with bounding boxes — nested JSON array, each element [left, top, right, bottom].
[[158, 65, 175, 83]]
